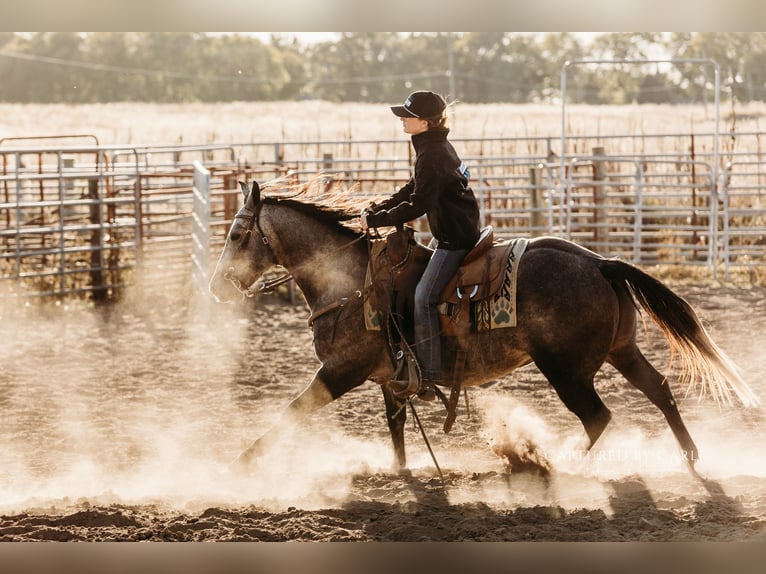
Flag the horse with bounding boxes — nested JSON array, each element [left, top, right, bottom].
[[208, 177, 759, 472]]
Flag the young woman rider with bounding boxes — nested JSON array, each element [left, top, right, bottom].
[[360, 90, 481, 400]]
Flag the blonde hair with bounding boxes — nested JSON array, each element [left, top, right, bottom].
[[426, 100, 455, 130]]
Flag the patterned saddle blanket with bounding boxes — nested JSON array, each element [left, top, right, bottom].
[[438, 235, 528, 335]]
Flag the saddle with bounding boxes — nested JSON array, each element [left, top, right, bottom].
[[437, 227, 518, 337], [365, 226, 527, 431], [365, 225, 521, 339]]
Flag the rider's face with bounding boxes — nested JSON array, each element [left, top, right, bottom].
[[400, 116, 429, 135]]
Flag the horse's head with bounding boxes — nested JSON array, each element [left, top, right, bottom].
[[209, 180, 278, 303]]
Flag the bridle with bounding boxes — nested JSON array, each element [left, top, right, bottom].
[[223, 182, 277, 298], [223, 181, 367, 301]]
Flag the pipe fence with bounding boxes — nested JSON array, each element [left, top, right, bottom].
[[1, 132, 764, 301]]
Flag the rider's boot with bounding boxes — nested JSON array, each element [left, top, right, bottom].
[[416, 380, 438, 401]]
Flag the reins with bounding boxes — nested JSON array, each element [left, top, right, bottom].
[[303, 232, 378, 341], [224, 196, 377, 345], [307, 289, 363, 328], [407, 399, 444, 481], [224, 189, 367, 299], [255, 232, 368, 303]]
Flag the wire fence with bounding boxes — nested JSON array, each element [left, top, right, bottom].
[[1, 132, 764, 301]]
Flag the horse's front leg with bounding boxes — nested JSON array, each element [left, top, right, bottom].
[[234, 367, 337, 468], [381, 383, 408, 470]]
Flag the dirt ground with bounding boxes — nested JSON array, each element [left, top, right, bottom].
[[1, 281, 765, 543]]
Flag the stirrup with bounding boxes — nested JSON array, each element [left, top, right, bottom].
[[390, 377, 419, 398], [390, 348, 421, 399], [417, 383, 437, 401]]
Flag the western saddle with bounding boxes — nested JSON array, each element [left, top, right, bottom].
[[366, 225, 517, 432]]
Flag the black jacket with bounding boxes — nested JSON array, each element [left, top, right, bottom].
[[365, 128, 481, 250]]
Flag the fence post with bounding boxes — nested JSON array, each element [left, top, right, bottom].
[[528, 166, 545, 236], [87, 177, 107, 301], [274, 143, 284, 166], [472, 165, 487, 229], [222, 173, 238, 227], [633, 162, 644, 263], [592, 146, 609, 248], [720, 164, 731, 280], [191, 161, 211, 299]]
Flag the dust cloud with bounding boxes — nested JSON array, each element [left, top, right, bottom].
[[0, 283, 765, 541], [0, 288, 392, 515]]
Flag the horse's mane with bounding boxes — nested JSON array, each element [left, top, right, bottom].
[[258, 174, 387, 237]]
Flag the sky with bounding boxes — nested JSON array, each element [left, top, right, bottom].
[[235, 32, 598, 46], [217, 32, 341, 44], [4, 1, 766, 33]]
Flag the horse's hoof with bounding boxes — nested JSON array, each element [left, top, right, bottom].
[[396, 467, 413, 478]]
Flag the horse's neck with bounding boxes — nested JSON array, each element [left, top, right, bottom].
[[266, 205, 365, 304]]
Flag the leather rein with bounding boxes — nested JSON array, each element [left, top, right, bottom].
[[223, 193, 369, 331]]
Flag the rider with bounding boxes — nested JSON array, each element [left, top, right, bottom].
[[360, 90, 481, 400]]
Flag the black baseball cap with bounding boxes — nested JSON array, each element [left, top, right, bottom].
[[391, 91, 447, 119]]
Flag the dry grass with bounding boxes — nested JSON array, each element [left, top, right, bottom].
[[649, 264, 766, 288], [2, 101, 766, 146]]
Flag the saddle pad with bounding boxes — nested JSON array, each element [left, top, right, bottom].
[[474, 237, 528, 330], [363, 235, 528, 332]]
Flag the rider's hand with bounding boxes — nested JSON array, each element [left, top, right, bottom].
[[360, 210, 369, 231]]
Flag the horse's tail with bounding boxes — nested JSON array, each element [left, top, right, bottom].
[[598, 258, 759, 408]]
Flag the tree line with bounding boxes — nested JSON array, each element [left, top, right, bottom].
[[2, 32, 766, 104]]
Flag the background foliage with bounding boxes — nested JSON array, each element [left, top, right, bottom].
[[2, 32, 766, 104]]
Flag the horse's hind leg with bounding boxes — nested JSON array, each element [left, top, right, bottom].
[[608, 344, 699, 466], [534, 356, 613, 449]]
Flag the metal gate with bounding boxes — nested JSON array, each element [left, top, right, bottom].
[[3, 134, 765, 301], [191, 161, 211, 294]]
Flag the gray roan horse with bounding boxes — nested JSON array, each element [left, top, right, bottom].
[[209, 178, 758, 472]]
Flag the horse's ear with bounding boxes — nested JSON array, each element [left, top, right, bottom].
[[251, 180, 261, 204], [238, 180, 250, 200], [238, 180, 261, 206]]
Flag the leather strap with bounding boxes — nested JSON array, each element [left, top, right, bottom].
[[443, 349, 467, 433], [307, 290, 362, 328]]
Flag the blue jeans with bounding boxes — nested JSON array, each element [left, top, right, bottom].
[[413, 248, 469, 381]]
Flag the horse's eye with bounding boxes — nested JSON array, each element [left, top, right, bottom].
[[230, 232, 241, 242]]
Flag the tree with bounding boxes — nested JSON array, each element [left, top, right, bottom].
[[83, 33, 144, 102], [273, 40, 309, 100], [2, 32, 766, 105], [539, 33, 589, 103], [135, 32, 204, 102], [196, 34, 290, 102], [307, 33, 416, 102], [668, 32, 766, 103], [743, 46, 766, 101], [637, 71, 682, 104]]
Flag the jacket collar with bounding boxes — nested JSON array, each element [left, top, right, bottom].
[[411, 127, 450, 150]]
